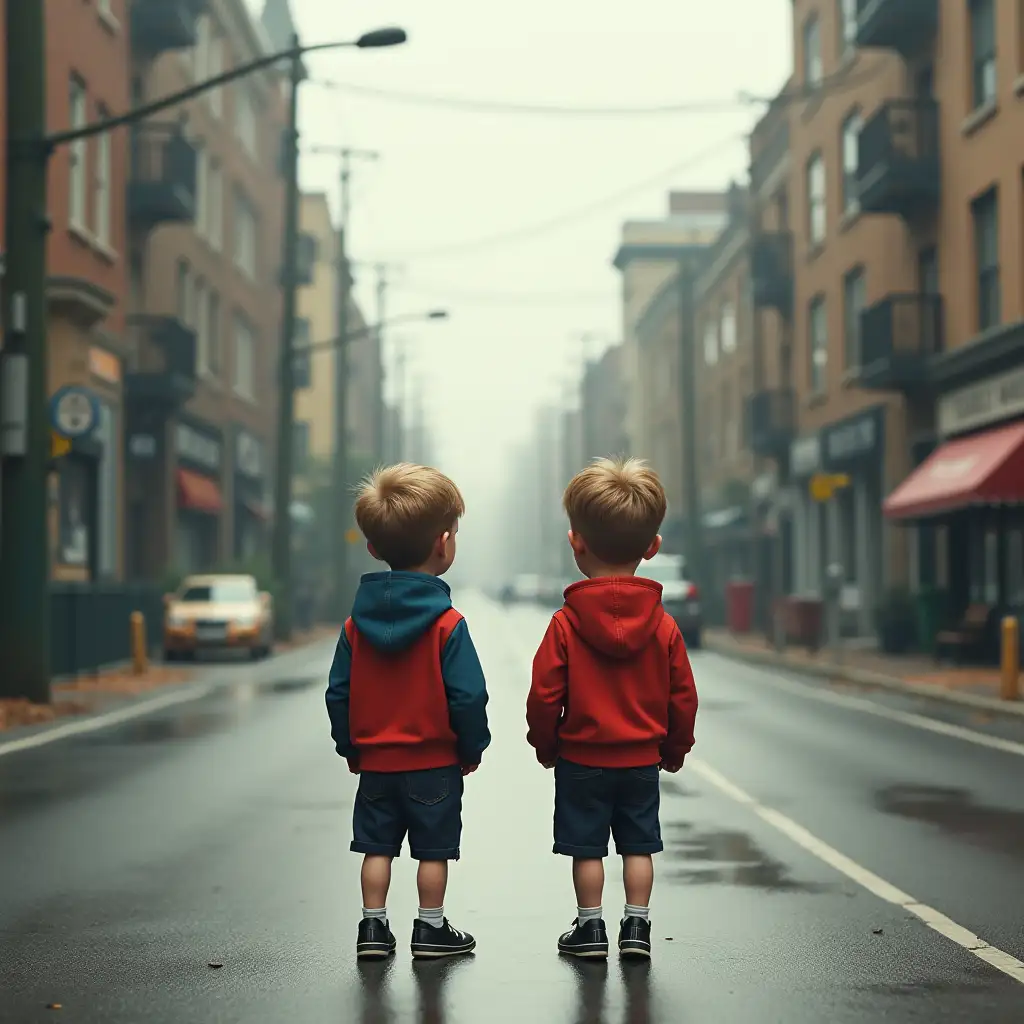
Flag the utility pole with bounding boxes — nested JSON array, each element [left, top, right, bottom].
[[393, 337, 408, 462], [678, 260, 704, 589], [270, 35, 303, 642], [330, 147, 377, 619], [374, 264, 388, 463], [0, 0, 49, 701]]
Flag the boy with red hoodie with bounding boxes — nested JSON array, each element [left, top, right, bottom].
[[326, 464, 490, 961], [527, 457, 698, 961]]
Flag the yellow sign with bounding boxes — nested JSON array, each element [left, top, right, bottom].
[[345, 528, 361, 545], [809, 472, 851, 502], [50, 431, 71, 459]]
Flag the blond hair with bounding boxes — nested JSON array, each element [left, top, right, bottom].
[[563, 457, 667, 564], [354, 463, 465, 570]]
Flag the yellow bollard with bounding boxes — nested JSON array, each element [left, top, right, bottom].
[[130, 611, 148, 676], [1000, 615, 1019, 702]]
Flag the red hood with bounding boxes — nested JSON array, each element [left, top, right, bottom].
[[561, 577, 665, 659]]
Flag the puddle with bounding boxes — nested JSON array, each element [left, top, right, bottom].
[[662, 822, 833, 892], [258, 677, 320, 696], [114, 710, 237, 744], [660, 778, 696, 799], [875, 784, 1024, 863]]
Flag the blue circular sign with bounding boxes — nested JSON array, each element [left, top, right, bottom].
[[49, 386, 99, 439]]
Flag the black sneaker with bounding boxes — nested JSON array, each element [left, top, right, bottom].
[[410, 918, 476, 959], [357, 917, 397, 960], [618, 916, 652, 959], [558, 918, 609, 959]]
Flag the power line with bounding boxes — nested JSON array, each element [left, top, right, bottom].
[[392, 280, 612, 306], [382, 133, 745, 261]]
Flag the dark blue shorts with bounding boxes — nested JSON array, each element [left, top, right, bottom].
[[553, 758, 663, 859], [351, 765, 464, 861]]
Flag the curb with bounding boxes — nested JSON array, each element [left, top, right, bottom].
[[704, 637, 1024, 721]]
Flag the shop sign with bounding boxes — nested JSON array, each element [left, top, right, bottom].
[[176, 422, 220, 473], [937, 365, 1024, 437], [789, 434, 821, 478], [822, 406, 883, 468], [235, 429, 264, 480], [88, 347, 121, 385]]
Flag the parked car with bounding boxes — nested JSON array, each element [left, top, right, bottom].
[[637, 553, 702, 648], [163, 574, 274, 662]]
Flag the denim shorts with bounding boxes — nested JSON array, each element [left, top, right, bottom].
[[553, 758, 663, 859], [351, 765, 464, 861]]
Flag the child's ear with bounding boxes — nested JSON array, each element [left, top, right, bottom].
[[367, 542, 384, 562], [568, 530, 586, 555], [436, 531, 451, 556], [641, 535, 663, 561]]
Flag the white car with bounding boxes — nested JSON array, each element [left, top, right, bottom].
[[637, 553, 702, 647]]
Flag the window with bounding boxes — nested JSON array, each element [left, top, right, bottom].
[[233, 314, 255, 398], [235, 84, 258, 158], [195, 279, 209, 374], [93, 104, 111, 245], [58, 458, 91, 567], [208, 34, 223, 117], [842, 266, 866, 368], [208, 159, 223, 251], [918, 246, 939, 294], [176, 260, 193, 326], [703, 320, 718, 365], [807, 153, 826, 245], [973, 188, 1000, 330], [68, 77, 87, 228], [95, 402, 117, 580], [233, 189, 257, 279], [192, 15, 211, 83], [720, 302, 737, 354], [809, 296, 827, 393], [194, 144, 208, 240], [839, 0, 858, 54], [841, 110, 862, 215], [803, 15, 822, 87], [293, 421, 311, 472], [293, 317, 312, 388], [970, 0, 997, 108], [208, 291, 221, 375]]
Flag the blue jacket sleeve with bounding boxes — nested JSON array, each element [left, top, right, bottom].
[[325, 627, 356, 759], [441, 619, 491, 765]]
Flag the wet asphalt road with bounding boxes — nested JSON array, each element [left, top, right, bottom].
[[2, 593, 1024, 1022]]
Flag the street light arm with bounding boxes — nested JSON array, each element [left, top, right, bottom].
[[44, 34, 405, 148], [293, 311, 447, 357]]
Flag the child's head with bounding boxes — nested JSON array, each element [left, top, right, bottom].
[[562, 457, 666, 578], [354, 463, 465, 575]]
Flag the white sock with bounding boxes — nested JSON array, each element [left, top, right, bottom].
[[577, 905, 603, 923], [624, 903, 649, 922], [418, 906, 444, 928], [362, 907, 387, 923]]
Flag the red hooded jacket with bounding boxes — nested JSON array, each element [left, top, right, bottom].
[[526, 576, 698, 769]]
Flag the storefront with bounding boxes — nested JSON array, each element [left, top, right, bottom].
[[174, 419, 223, 573], [884, 364, 1024, 618], [821, 405, 886, 636], [788, 433, 823, 597], [233, 426, 269, 561]]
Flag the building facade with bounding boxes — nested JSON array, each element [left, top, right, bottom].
[[580, 343, 628, 463], [124, 0, 286, 580]]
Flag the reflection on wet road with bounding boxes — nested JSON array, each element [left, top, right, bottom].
[[1, 593, 1024, 1022]]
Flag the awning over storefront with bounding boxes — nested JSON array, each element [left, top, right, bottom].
[[177, 468, 223, 514], [883, 421, 1024, 520]]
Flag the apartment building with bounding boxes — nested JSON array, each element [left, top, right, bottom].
[[580, 344, 628, 462], [12, 0, 131, 583], [124, 0, 286, 580]]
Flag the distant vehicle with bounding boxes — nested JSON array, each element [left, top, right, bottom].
[[163, 574, 274, 662], [637, 553, 702, 648]]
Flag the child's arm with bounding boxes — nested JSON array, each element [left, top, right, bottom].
[[526, 615, 568, 767], [325, 623, 359, 772], [441, 620, 491, 767], [661, 627, 698, 771]]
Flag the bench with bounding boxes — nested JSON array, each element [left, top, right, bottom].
[[934, 603, 992, 663]]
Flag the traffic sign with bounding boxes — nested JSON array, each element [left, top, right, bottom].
[[50, 431, 71, 459], [49, 385, 98, 439], [809, 472, 852, 502]]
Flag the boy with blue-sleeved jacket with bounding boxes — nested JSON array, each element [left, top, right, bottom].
[[326, 464, 490, 961]]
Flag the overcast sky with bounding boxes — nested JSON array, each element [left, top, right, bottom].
[[249, 0, 792, 578]]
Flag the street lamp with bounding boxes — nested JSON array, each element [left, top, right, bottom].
[[0, 7, 407, 698], [291, 310, 452, 357]]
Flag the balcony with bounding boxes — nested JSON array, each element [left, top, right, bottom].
[[125, 315, 197, 409], [131, 0, 207, 56], [856, 100, 939, 219], [750, 232, 793, 317], [128, 126, 197, 231], [856, 0, 938, 58], [856, 293, 942, 392], [745, 388, 796, 459]]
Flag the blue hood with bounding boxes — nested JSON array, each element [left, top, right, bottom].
[[351, 571, 452, 653]]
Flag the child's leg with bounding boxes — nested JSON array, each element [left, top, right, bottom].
[[416, 859, 448, 921], [622, 853, 654, 916], [572, 857, 605, 913], [360, 854, 393, 912]]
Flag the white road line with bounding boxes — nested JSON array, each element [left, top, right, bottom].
[[707, 654, 1024, 758], [689, 757, 1024, 985], [0, 684, 213, 758]]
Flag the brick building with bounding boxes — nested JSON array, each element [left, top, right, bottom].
[[124, 0, 286, 580]]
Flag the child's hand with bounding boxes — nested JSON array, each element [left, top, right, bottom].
[[461, 764, 479, 776], [660, 760, 683, 773], [542, 761, 556, 769], [346, 758, 360, 775]]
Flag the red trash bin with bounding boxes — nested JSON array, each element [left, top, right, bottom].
[[726, 580, 755, 634]]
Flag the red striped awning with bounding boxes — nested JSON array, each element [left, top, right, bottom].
[[176, 468, 222, 514]]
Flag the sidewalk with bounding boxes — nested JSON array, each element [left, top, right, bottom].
[[0, 624, 339, 733], [704, 627, 1024, 719]]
